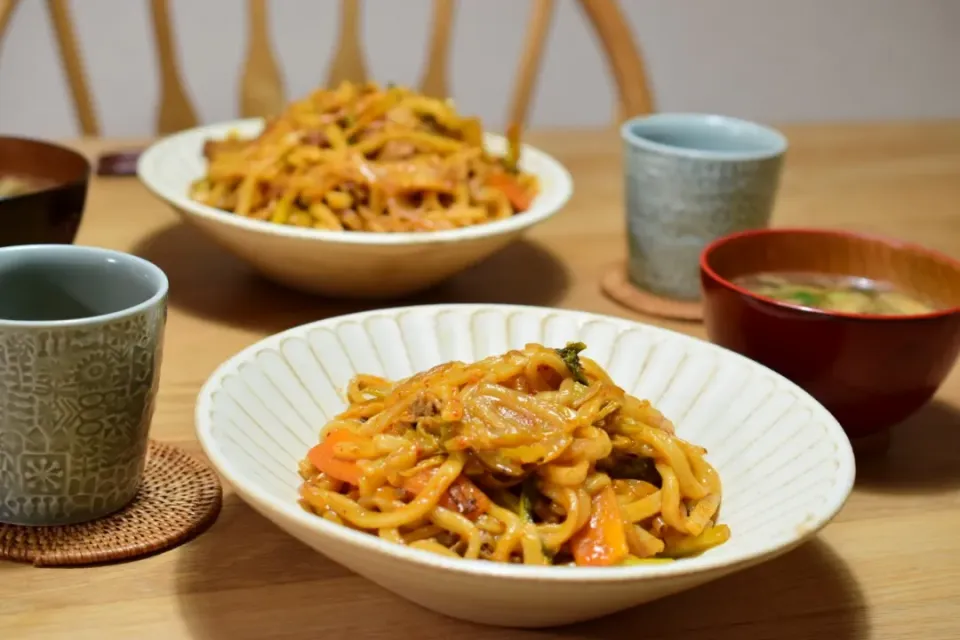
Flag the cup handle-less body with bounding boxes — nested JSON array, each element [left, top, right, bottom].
[[0, 303, 166, 526], [0, 245, 168, 527], [621, 114, 787, 301]]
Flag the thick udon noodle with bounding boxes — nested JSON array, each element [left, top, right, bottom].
[[190, 81, 539, 232], [298, 343, 729, 566]]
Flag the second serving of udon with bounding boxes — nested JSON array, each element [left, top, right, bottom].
[[298, 343, 729, 567], [191, 81, 539, 232]]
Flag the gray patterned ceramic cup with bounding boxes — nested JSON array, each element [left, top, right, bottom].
[[0, 245, 167, 525], [622, 113, 787, 300]]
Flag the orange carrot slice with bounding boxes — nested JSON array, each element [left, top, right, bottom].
[[307, 429, 365, 485], [570, 485, 630, 566], [487, 172, 534, 211]]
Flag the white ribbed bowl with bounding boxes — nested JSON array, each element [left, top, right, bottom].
[[137, 120, 572, 298], [195, 304, 855, 628]]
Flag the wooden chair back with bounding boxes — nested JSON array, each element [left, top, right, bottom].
[[0, 0, 654, 136]]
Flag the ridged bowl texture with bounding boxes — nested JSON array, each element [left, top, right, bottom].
[[196, 304, 855, 627]]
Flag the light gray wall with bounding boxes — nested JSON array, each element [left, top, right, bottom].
[[0, 0, 957, 137]]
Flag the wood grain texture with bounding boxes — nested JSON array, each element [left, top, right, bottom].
[[326, 0, 368, 87], [418, 0, 456, 98], [3, 123, 960, 638], [45, 0, 100, 136], [149, 0, 198, 134], [577, 0, 654, 119], [240, 0, 285, 119], [506, 0, 555, 127]]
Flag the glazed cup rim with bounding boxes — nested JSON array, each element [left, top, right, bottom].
[[620, 113, 788, 162], [0, 244, 168, 329], [699, 226, 960, 321]]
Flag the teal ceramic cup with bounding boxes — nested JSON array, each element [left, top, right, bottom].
[[621, 113, 787, 301], [0, 245, 167, 525]]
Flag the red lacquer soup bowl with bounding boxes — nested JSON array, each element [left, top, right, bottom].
[[700, 228, 960, 438], [0, 136, 90, 247]]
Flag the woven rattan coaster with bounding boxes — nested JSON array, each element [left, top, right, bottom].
[[0, 441, 222, 567], [601, 262, 704, 322]]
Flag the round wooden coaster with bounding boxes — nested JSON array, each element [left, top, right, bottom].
[[601, 262, 704, 322], [0, 441, 222, 567]]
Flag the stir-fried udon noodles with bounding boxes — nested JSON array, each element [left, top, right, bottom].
[[298, 343, 729, 566], [190, 81, 539, 232]]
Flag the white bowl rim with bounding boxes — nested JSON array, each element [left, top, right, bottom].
[[137, 118, 573, 246], [195, 303, 857, 583]]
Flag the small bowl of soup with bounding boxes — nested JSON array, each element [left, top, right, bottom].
[[0, 137, 91, 247], [700, 227, 960, 439]]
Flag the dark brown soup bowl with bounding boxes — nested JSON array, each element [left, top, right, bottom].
[[0, 137, 91, 246], [700, 228, 960, 439]]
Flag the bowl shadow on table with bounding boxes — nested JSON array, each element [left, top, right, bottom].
[[854, 399, 960, 495], [174, 498, 866, 640], [558, 539, 867, 640], [173, 496, 546, 640], [559, 539, 870, 640], [131, 223, 570, 335]]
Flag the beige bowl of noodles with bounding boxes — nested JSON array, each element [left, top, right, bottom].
[[196, 304, 855, 628], [137, 116, 572, 299]]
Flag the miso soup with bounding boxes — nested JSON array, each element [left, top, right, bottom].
[[0, 174, 50, 200], [733, 271, 938, 316]]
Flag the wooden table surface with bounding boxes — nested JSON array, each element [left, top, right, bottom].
[[3, 123, 960, 639]]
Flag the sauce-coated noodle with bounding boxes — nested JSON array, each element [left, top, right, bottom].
[[298, 343, 730, 566], [191, 81, 539, 232]]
